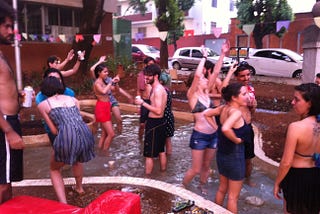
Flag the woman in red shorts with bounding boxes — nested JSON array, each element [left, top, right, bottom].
[[93, 63, 119, 151]]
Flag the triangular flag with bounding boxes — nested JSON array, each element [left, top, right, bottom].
[[93, 34, 101, 44], [15, 34, 21, 41], [41, 34, 49, 41], [75, 34, 84, 43], [276, 20, 290, 32], [105, 36, 113, 41], [159, 31, 168, 41], [134, 33, 144, 41], [113, 34, 121, 43], [22, 33, 27, 40], [243, 24, 255, 35], [212, 27, 222, 38], [29, 34, 37, 41], [49, 35, 55, 43], [58, 34, 66, 43]]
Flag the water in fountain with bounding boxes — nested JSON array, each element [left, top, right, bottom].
[[22, 112, 283, 213]]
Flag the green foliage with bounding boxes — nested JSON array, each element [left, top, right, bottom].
[[236, 0, 293, 47], [129, 0, 194, 67], [177, 0, 195, 11], [128, 0, 150, 14]]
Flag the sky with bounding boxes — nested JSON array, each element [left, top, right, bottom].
[[287, 0, 315, 13]]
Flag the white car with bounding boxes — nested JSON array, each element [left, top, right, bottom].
[[171, 47, 233, 72], [244, 48, 303, 78]]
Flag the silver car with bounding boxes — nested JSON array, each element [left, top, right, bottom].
[[171, 47, 232, 72], [244, 48, 303, 78]]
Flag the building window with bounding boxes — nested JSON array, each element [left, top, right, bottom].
[[48, 7, 59, 25], [212, 0, 217, 8], [116, 5, 121, 16], [60, 8, 73, 26], [26, 4, 42, 34], [18, 2, 81, 43], [210, 22, 217, 34]]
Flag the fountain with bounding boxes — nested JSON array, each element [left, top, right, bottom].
[[15, 100, 282, 213]]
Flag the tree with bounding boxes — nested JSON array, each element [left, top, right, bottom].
[[72, 0, 105, 71], [129, 0, 194, 68], [236, 0, 293, 48], [168, 0, 195, 51]]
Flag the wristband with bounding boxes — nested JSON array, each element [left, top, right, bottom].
[[202, 56, 207, 60]]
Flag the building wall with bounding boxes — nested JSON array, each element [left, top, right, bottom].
[[0, 13, 114, 74], [134, 12, 313, 57]]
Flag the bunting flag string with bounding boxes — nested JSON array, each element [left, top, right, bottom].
[[16, 18, 295, 44]]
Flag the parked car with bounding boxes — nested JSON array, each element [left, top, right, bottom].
[[132, 44, 160, 64], [244, 48, 303, 78], [171, 47, 233, 72]]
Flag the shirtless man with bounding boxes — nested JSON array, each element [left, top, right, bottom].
[[137, 57, 154, 139], [0, 2, 25, 204], [135, 64, 167, 175]]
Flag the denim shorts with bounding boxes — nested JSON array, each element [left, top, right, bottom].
[[189, 129, 218, 150]]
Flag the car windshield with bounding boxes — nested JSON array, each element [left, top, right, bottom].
[[207, 49, 219, 57], [286, 51, 303, 61], [144, 46, 159, 53]]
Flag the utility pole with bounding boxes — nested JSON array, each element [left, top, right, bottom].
[[12, 0, 22, 90]]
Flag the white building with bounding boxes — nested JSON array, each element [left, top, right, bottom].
[[116, 0, 237, 39]]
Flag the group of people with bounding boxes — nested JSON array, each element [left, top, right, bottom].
[[181, 42, 257, 213], [1, 2, 320, 213]]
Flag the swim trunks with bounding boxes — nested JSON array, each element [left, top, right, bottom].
[[144, 117, 166, 158], [0, 115, 23, 184], [95, 100, 111, 122]]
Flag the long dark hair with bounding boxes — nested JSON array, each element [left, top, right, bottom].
[[294, 83, 320, 117], [221, 82, 244, 102]]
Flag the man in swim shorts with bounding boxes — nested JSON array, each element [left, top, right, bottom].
[[0, 2, 25, 204], [135, 64, 167, 175]]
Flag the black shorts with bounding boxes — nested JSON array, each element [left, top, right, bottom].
[[244, 123, 255, 159], [143, 117, 166, 158], [139, 99, 150, 123], [0, 115, 23, 184]]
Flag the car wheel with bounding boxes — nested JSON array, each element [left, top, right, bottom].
[[249, 66, 256, 75], [172, 62, 181, 70], [292, 70, 302, 79]]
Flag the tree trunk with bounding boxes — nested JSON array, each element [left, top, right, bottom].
[[71, 0, 105, 72], [253, 24, 264, 49], [156, 0, 169, 69]]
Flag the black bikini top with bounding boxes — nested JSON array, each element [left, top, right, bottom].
[[191, 99, 214, 113]]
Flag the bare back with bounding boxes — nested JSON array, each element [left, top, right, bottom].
[[290, 117, 320, 168], [0, 51, 19, 115]]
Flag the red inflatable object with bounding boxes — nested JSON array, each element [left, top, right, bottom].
[[0, 190, 141, 214]]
